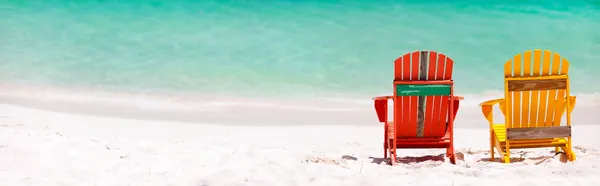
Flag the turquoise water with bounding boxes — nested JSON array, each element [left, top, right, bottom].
[[1, 0, 600, 99]]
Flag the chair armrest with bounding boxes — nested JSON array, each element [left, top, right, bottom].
[[372, 95, 394, 101], [373, 96, 392, 123], [568, 96, 576, 114], [480, 98, 504, 125], [453, 96, 464, 100], [480, 98, 504, 107]]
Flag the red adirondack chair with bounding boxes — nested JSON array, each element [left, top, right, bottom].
[[373, 50, 463, 165]]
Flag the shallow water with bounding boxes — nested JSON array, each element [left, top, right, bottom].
[[1, 0, 599, 124]]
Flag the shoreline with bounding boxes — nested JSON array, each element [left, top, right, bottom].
[[0, 81, 599, 126], [1, 97, 599, 128]]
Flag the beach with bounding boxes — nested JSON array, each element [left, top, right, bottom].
[[2, 0, 600, 185], [1, 102, 600, 186]]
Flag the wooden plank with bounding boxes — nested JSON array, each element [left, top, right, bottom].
[[396, 84, 451, 96], [553, 58, 568, 126], [394, 97, 403, 136], [505, 60, 514, 128], [507, 79, 567, 91], [443, 54, 454, 80], [553, 90, 566, 126], [542, 50, 552, 75], [504, 59, 512, 77], [523, 51, 532, 77], [536, 51, 553, 127], [561, 58, 570, 75], [533, 49, 543, 76], [423, 51, 438, 137], [513, 54, 522, 128], [438, 95, 450, 136], [441, 54, 454, 134], [506, 126, 571, 140], [431, 54, 446, 136], [521, 51, 532, 127], [551, 52, 561, 75], [398, 54, 412, 137], [514, 53, 522, 76], [394, 55, 404, 81], [528, 50, 542, 127], [545, 52, 562, 127], [416, 51, 428, 137], [407, 51, 420, 137]]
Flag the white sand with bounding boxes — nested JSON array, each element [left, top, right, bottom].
[[1, 103, 600, 186]]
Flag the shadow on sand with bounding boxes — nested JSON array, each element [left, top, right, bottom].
[[367, 151, 568, 165], [369, 154, 446, 165], [478, 152, 567, 164]]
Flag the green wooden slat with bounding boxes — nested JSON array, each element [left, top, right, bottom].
[[396, 84, 451, 96]]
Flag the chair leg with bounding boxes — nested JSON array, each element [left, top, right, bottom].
[[567, 137, 576, 161], [504, 141, 511, 163], [490, 131, 495, 159], [561, 144, 576, 161], [447, 144, 456, 164], [390, 149, 397, 166], [383, 122, 389, 158], [389, 139, 397, 166], [383, 142, 388, 158]]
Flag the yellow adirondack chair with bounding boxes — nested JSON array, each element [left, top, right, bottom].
[[480, 49, 577, 163]]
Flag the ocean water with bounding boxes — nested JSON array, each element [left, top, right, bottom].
[[1, 0, 599, 124]]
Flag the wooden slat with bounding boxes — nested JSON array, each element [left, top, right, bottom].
[[396, 84, 451, 96], [400, 53, 412, 80], [394, 55, 403, 81], [522, 51, 532, 77], [553, 58, 569, 126], [528, 50, 542, 127], [541, 50, 552, 76], [423, 51, 438, 137], [434, 54, 454, 135], [561, 59, 570, 75], [506, 59, 514, 128], [514, 53, 522, 76], [551, 52, 561, 75], [438, 96, 449, 136], [507, 79, 567, 91], [513, 54, 522, 128], [553, 90, 566, 126], [536, 51, 552, 127], [504, 59, 512, 77], [437, 53, 452, 136], [532, 50, 543, 75], [398, 53, 412, 137], [407, 51, 420, 137], [416, 51, 428, 137], [443, 54, 454, 80], [545, 52, 561, 127], [506, 126, 571, 140], [431, 54, 446, 136], [521, 51, 532, 127], [394, 97, 402, 135]]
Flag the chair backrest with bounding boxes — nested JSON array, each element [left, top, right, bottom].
[[392, 50, 455, 137], [503, 49, 571, 129]]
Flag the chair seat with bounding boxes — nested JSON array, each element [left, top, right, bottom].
[[492, 124, 567, 146]]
